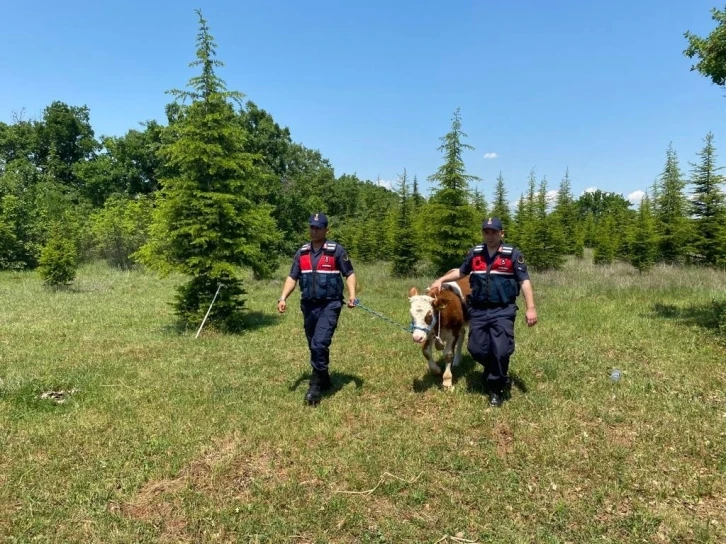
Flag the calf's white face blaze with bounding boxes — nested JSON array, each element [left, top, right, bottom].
[[409, 295, 434, 343]]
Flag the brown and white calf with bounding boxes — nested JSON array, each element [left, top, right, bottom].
[[408, 277, 470, 390]]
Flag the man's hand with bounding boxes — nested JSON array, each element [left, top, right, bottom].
[[347, 297, 357, 308], [278, 277, 297, 314], [525, 308, 537, 327], [429, 279, 443, 293]]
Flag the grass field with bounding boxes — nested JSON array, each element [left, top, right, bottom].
[[1, 256, 725, 543]]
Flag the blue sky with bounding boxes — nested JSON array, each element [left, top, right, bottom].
[[2, 0, 725, 205]]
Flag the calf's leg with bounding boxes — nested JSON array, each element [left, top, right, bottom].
[[423, 337, 440, 374], [442, 337, 454, 390], [453, 327, 465, 367]]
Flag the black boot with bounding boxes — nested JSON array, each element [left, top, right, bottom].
[[488, 390, 503, 407], [319, 369, 332, 392], [305, 369, 323, 406]]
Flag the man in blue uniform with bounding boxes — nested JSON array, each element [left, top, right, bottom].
[[430, 217, 537, 407], [277, 212, 357, 406]]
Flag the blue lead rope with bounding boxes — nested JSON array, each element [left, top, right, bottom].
[[353, 298, 413, 334]]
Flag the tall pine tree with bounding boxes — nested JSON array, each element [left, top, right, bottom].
[[136, 10, 279, 332], [627, 193, 659, 273], [510, 170, 538, 262], [650, 177, 660, 214], [689, 132, 726, 265], [391, 169, 419, 277], [471, 187, 488, 217], [593, 214, 618, 265], [532, 176, 566, 270], [411, 174, 425, 210], [552, 168, 577, 251], [490, 172, 511, 227], [426, 108, 479, 274], [656, 143, 692, 264]]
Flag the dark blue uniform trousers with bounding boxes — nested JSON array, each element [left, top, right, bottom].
[[301, 299, 342, 371], [467, 305, 517, 392]]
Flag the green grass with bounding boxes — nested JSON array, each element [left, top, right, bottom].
[[1, 256, 725, 543]]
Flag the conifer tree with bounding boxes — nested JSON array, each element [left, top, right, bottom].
[[656, 143, 692, 264], [508, 193, 526, 249], [490, 172, 512, 227], [38, 219, 78, 287], [593, 214, 617, 265], [650, 177, 660, 214], [552, 168, 577, 250], [426, 108, 479, 274], [581, 210, 597, 248], [135, 10, 279, 331], [627, 194, 659, 273], [471, 187, 488, 217], [689, 132, 726, 265], [411, 174, 425, 210], [510, 170, 538, 260], [391, 169, 419, 277], [531, 176, 566, 270]]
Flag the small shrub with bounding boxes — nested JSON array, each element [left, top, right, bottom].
[[38, 221, 78, 287]]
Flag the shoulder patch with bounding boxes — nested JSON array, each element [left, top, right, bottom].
[[517, 255, 525, 264], [342, 253, 349, 262], [473, 244, 485, 253], [323, 242, 337, 253], [300, 243, 311, 252]]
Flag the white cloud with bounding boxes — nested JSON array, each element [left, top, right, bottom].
[[583, 186, 598, 194], [377, 179, 394, 190], [627, 190, 645, 205], [483, 152, 498, 159], [546, 190, 558, 204]]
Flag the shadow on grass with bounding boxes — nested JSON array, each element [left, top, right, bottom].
[[238, 311, 281, 331], [652, 301, 726, 332], [412, 353, 479, 393], [159, 311, 282, 336], [159, 323, 189, 336], [509, 372, 529, 394], [289, 370, 364, 401], [462, 365, 530, 398]]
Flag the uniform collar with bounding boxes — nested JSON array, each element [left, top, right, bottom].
[[485, 243, 502, 257], [310, 239, 328, 252]]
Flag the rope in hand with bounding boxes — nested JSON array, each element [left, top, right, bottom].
[[352, 298, 413, 334]]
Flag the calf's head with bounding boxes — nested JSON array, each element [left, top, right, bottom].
[[407, 287, 448, 344]]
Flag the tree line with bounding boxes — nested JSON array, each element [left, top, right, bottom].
[[1, 8, 725, 331]]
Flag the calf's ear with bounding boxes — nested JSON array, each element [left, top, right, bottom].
[[408, 287, 418, 297]]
